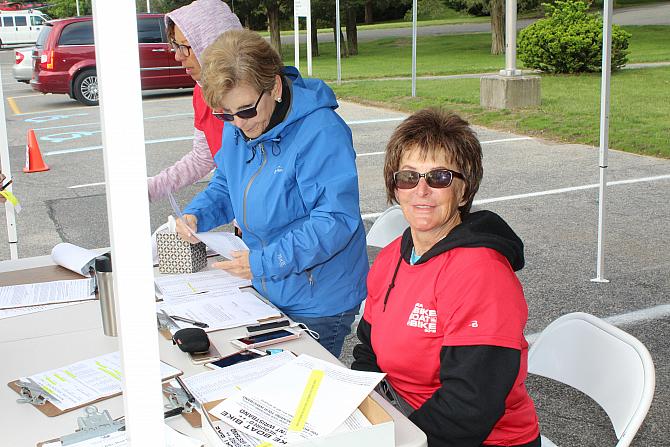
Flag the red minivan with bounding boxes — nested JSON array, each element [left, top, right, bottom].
[[31, 14, 194, 106]]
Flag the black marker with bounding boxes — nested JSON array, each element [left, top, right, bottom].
[[169, 315, 209, 328]]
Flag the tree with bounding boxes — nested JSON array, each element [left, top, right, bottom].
[[490, 0, 504, 55], [344, 0, 359, 56]]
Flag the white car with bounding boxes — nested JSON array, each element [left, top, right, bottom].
[[12, 47, 34, 83]]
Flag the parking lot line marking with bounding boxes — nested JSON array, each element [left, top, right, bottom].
[[526, 304, 670, 343], [347, 117, 406, 125], [33, 112, 194, 132], [6, 97, 21, 115], [357, 137, 534, 158], [361, 173, 670, 220], [44, 135, 194, 156], [68, 182, 105, 189]]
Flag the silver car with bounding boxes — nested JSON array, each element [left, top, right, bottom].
[[12, 47, 34, 83]]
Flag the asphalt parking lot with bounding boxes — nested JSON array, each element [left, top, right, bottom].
[[0, 48, 668, 446]]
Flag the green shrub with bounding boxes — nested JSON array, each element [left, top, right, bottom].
[[517, 0, 631, 73]]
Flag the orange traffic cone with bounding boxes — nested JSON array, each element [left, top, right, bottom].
[[23, 129, 49, 173]]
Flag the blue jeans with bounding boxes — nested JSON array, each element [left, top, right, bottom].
[[286, 304, 360, 358]]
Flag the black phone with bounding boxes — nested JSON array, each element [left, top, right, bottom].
[[205, 350, 265, 369]]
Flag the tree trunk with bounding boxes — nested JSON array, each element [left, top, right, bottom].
[[490, 0, 505, 55], [267, 3, 282, 57], [365, 0, 374, 24], [311, 16, 319, 57], [345, 4, 358, 56]]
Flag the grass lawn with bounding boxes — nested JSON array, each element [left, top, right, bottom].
[[279, 25, 669, 158], [330, 67, 670, 158]]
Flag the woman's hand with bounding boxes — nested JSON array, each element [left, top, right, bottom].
[[176, 214, 199, 244], [213, 250, 252, 279]]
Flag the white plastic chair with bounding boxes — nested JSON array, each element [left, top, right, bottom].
[[528, 312, 655, 447], [366, 205, 409, 248]]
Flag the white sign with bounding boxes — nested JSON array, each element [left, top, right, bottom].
[[294, 0, 310, 17]]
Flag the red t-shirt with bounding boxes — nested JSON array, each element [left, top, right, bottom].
[[364, 239, 539, 445], [193, 83, 223, 157]]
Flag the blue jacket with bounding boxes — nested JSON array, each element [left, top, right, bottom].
[[184, 67, 368, 317]]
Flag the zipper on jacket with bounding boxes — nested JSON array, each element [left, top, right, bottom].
[[243, 144, 269, 294], [306, 269, 314, 286]]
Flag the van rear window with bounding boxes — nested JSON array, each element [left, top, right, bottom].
[[36, 24, 51, 49], [59, 21, 94, 46]]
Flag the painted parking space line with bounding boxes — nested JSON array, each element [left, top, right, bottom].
[[357, 136, 534, 157], [68, 182, 105, 189], [360, 173, 670, 220], [7, 97, 21, 114], [33, 112, 194, 132], [44, 135, 193, 156]]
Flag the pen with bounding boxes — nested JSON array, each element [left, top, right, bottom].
[[175, 375, 196, 404], [0, 179, 12, 191], [118, 407, 184, 431], [169, 315, 209, 328]]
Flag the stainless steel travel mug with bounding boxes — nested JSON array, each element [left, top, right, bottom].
[[95, 254, 118, 337]]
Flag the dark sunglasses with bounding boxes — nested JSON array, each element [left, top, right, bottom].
[[212, 91, 265, 122], [393, 169, 465, 189]]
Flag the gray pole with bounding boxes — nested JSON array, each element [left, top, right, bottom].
[[592, 0, 613, 283], [500, 0, 521, 76], [411, 0, 417, 97], [336, 0, 341, 84]]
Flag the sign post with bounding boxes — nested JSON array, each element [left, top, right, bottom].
[[294, 0, 312, 76]]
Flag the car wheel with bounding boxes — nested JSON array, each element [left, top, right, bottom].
[[73, 69, 99, 106]]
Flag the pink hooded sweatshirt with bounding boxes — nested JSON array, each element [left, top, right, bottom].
[[147, 0, 242, 202]]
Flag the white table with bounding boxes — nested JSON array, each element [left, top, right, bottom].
[[0, 255, 427, 447]]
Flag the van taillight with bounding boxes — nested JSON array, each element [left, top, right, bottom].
[[15, 51, 24, 65], [40, 50, 54, 70]]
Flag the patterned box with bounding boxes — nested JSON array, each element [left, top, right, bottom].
[[156, 232, 207, 274]]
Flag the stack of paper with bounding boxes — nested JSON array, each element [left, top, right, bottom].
[[155, 270, 251, 298], [42, 424, 203, 447], [0, 277, 96, 320], [21, 352, 181, 412], [207, 354, 386, 445]]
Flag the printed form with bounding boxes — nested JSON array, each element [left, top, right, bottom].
[[0, 278, 96, 310], [209, 354, 385, 445], [155, 270, 250, 297]]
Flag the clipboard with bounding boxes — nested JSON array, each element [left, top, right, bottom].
[[9, 364, 182, 417]]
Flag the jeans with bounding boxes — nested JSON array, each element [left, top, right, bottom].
[[285, 304, 360, 358]]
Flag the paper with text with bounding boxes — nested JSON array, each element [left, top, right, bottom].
[[0, 301, 81, 319], [62, 423, 203, 447], [209, 354, 384, 444], [0, 277, 96, 310], [155, 270, 250, 297], [157, 291, 281, 332], [51, 243, 101, 277], [183, 351, 296, 403], [21, 352, 181, 411]]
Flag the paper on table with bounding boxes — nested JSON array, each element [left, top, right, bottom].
[[183, 351, 296, 403], [203, 420, 260, 447], [0, 301, 82, 319], [209, 354, 385, 444], [194, 231, 248, 260], [0, 277, 96, 310], [21, 352, 181, 412], [62, 424, 203, 447], [155, 270, 250, 298], [51, 243, 101, 277], [157, 291, 281, 332]]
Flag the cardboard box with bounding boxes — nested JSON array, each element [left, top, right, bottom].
[[202, 395, 395, 446]]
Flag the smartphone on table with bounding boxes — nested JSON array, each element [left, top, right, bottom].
[[205, 350, 266, 369], [230, 328, 299, 350]]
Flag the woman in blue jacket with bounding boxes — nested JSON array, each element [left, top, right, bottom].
[[176, 29, 368, 357]]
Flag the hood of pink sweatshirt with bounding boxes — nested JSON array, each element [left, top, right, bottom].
[[165, 0, 242, 67]]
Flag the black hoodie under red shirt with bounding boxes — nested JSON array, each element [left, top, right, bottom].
[[352, 210, 540, 447]]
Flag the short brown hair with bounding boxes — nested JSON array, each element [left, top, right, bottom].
[[383, 108, 483, 217], [201, 29, 284, 110]]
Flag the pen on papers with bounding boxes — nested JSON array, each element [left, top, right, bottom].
[[0, 179, 12, 191], [169, 315, 209, 328], [118, 407, 184, 431]]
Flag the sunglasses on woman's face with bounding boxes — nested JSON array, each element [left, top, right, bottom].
[[393, 169, 465, 189], [212, 91, 265, 122]]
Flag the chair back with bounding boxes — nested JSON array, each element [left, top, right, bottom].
[[528, 312, 655, 446], [366, 206, 409, 248]]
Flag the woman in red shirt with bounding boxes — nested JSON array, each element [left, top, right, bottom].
[[352, 109, 541, 447]]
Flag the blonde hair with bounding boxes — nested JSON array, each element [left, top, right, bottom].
[[384, 108, 483, 217], [201, 29, 284, 110]]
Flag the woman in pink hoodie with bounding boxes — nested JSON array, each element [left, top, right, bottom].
[[148, 0, 242, 202]]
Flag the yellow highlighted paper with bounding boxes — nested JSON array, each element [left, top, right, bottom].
[[288, 369, 324, 432]]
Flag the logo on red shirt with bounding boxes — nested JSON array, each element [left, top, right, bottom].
[[406, 303, 437, 333]]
